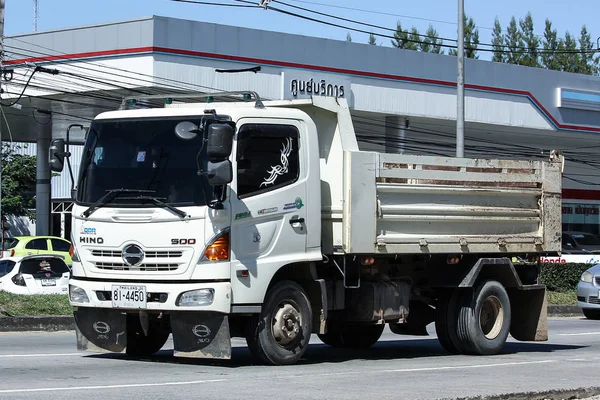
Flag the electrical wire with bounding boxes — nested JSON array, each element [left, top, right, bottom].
[[228, 0, 598, 55]]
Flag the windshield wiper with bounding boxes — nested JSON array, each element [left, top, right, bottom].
[[81, 189, 156, 218], [119, 195, 189, 219]]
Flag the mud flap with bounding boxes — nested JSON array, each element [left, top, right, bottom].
[[74, 308, 127, 352], [509, 286, 548, 342], [170, 312, 231, 359]]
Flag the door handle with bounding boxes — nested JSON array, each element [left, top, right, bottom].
[[289, 217, 305, 225]]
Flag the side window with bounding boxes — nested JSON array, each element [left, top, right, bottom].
[[562, 234, 575, 248], [51, 239, 71, 252], [25, 239, 48, 251], [236, 124, 300, 198], [0, 261, 15, 277]]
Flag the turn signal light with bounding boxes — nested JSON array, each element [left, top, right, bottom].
[[203, 232, 230, 261], [10, 249, 14, 257], [69, 245, 74, 257]]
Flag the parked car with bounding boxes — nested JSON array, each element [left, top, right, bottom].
[[577, 263, 600, 320], [562, 231, 600, 254], [4, 236, 72, 265], [0, 255, 70, 295]]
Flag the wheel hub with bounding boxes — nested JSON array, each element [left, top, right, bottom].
[[479, 295, 504, 340], [272, 303, 301, 345]]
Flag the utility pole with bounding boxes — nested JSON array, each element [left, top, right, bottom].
[[33, 0, 38, 31], [456, 0, 465, 158], [0, 0, 4, 246]]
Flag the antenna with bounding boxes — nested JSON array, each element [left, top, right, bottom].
[[33, 0, 38, 31]]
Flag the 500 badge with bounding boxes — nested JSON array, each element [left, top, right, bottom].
[[171, 238, 197, 245]]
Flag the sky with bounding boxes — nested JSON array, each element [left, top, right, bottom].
[[4, 0, 600, 61]]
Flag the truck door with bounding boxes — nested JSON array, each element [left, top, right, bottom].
[[229, 120, 307, 304]]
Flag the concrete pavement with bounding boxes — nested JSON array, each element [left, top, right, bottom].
[[0, 318, 599, 400]]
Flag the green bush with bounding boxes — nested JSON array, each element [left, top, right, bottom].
[[0, 291, 73, 316], [539, 263, 590, 292]]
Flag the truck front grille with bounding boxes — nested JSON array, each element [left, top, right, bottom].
[[91, 250, 183, 258], [94, 262, 180, 271]]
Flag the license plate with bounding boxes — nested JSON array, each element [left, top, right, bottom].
[[111, 285, 147, 309], [41, 279, 56, 286]]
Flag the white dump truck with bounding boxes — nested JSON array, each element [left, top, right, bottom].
[[49, 93, 563, 365]]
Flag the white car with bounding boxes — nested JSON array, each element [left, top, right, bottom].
[[0, 255, 70, 295]]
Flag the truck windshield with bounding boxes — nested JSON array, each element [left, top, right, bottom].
[[77, 117, 210, 206]]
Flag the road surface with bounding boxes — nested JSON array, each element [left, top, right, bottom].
[[0, 317, 599, 400]]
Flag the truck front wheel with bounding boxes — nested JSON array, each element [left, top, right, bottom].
[[456, 280, 511, 355], [126, 315, 170, 357], [246, 281, 313, 365]]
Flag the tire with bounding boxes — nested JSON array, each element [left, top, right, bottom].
[[583, 309, 600, 320], [126, 316, 170, 357], [318, 330, 344, 348], [456, 280, 511, 355], [246, 280, 313, 365], [435, 290, 461, 354], [318, 323, 384, 349], [339, 324, 384, 349]]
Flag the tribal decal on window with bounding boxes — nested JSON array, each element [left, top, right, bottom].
[[260, 137, 293, 188]]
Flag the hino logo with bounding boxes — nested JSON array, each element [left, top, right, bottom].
[[192, 324, 211, 338], [93, 321, 110, 334], [122, 244, 145, 266], [80, 237, 104, 244]]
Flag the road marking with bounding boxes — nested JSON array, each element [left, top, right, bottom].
[[0, 353, 81, 358], [297, 359, 558, 378], [0, 379, 227, 394], [558, 332, 600, 336]]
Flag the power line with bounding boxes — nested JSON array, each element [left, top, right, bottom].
[[227, 0, 598, 55], [286, 0, 497, 31]]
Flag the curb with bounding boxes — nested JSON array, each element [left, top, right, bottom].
[[548, 304, 583, 316], [455, 386, 600, 400], [0, 305, 584, 332], [0, 315, 75, 332]]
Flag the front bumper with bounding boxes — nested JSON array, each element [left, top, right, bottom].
[[577, 280, 600, 310], [69, 278, 231, 313]]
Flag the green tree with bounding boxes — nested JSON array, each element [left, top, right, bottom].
[[519, 13, 540, 67], [368, 32, 377, 45], [449, 15, 479, 58], [421, 24, 444, 54], [577, 25, 600, 75], [504, 16, 525, 64], [559, 31, 579, 73], [541, 19, 560, 70], [491, 17, 507, 63], [391, 21, 419, 50], [1, 144, 37, 232]]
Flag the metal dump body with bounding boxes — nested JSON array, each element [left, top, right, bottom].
[[342, 150, 563, 254]]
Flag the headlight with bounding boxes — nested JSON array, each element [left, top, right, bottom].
[[177, 289, 214, 306], [69, 285, 89, 303], [581, 271, 594, 283]]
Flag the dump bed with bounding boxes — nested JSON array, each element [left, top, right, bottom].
[[342, 150, 563, 254]]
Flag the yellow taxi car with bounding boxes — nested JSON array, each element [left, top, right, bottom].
[[3, 236, 73, 265]]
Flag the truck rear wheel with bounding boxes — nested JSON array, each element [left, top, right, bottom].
[[246, 281, 313, 365], [456, 280, 511, 355], [126, 316, 170, 357], [435, 291, 461, 354]]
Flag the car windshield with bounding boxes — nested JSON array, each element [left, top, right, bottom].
[[19, 258, 70, 278], [572, 234, 600, 246], [76, 116, 220, 206]]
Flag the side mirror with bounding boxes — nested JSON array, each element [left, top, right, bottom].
[[49, 139, 66, 172], [207, 124, 234, 160], [206, 160, 233, 186]]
